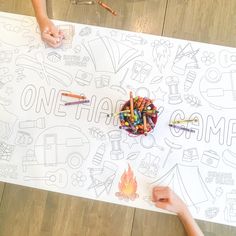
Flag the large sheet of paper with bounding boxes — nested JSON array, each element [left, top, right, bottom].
[[0, 12, 236, 227]]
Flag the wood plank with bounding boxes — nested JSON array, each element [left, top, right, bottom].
[[0, 182, 5, 201], [65, 0, 167, 35], [163, 0, 236, 47], [0, 184, 134, 236], [40, 192, 134, 236], [0, 184, 47, 236], [132, 210, 186, 236], [0, 0, 35, 16]]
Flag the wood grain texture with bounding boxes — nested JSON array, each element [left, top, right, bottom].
[[163, 0, 236, 47], [131, 210, 187, 236], [0, 182, 4, 201], [0, 184, 134, 236]]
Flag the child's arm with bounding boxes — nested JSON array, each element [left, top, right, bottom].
[[31, 0, 64, 48], [152, 186, 204, 236]]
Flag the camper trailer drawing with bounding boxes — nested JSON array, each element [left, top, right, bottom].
[[22, 125, 90, 172]]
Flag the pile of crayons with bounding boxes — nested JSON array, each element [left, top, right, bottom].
[[119, 92, 158, 136]]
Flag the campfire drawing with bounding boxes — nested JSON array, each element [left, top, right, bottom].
[[116, 164, 139, 201]]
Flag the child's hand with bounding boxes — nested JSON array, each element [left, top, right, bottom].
[[152, 186, 188, 216], [38, 17, 64, 48]]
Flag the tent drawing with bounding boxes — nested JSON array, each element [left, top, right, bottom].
[[152, 164, 214, 208], [83, 36, 142, 73]]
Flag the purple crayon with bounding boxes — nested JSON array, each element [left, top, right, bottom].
[[169, 124, 195, 133], [65, 99, 90, 106]]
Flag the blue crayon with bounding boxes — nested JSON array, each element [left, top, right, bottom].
[[119, 113, 125, 121]]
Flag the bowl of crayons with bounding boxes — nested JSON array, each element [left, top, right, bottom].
[[119, 92, 158, 136]]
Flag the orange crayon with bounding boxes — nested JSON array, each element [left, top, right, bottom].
[[129, 91, 134, 122], [62, 92, 86, 100]]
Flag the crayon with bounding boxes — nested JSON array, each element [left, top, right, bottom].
[[130, 91, 134, 122], [171, 118, 198, 124], [62, 92, 86, 99], [64, 99, 90, 106], [107, 110, 130, 117], [169, 124, 195, 133], [96, 0, 117, 16], [143, 114, 147, 136]]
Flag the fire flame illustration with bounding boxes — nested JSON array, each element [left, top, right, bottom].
[[116, 164, 139, 201]]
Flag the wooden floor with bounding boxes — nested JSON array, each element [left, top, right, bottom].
[[0, 0, 236, 235]]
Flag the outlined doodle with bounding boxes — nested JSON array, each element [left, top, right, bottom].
[[108, 130, 124, 160], [152, 87, 166, 101], [0, 141, 14, 161], [75, 69, 93, 86], [199, 69, 236, 109], [162, 138, 182, 168], [0, 163, 17, 179], [0, 48, 18, 63], [201, 51, 216, 66], [152, 164, 214, 208], [15, 131, 33, 146], [83, 36, 142, 73], [0, 20, 35, 47], [219, 50, 236, 68], [15, 68, 25, 82], [184, 71, 196, 92], [63, 55, 89, 67], [79, 26, 92, 37], [150, 75, 163, 85], [205, 207, 219, 219], [19, 117, 45, 129], [123, 134, 138, 148], [116, 164, 139, 201], [92, 143, 106, 166], [88, 161, 118, 197], [130, 60, 152, 83], [15, 54, 73, 87], [24, 168, 68, 188], [224, 190, 236, 222], [140, 134, 164, 151], [0, 105, 17, 140], [21, 125, 90, 172], [35, 51, 49, 85], [182, 148, 198, 162], [205, 171, 234, 185], [126, 151, 140, 160], [172, 43, 199, 75], [126, 86, 151, 98], [166, 76, 182, 105], [88, 127, 106, 141], [222, 149, 236, 169], [0, 67, 13, 88], [110, 68, 128, 95], [47, 51, 62, 63], [184, 94, 202, 107], [201, 150, 220, 168], [71, 171, 87, 187], [121, 33, 147, 45], [138, 153, 160, 178], [152, 39, 172, 73], [22, 149, 37, 172], [213, 187, 224, 204], [95, 75, 110, 88]]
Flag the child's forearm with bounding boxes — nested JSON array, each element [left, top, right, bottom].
[[178, 208, 204, 236], [31, 0, 48, 20]]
